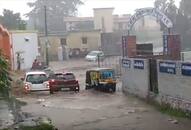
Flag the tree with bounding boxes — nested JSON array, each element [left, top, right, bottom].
[[27, 0, 83, 33], [0, 51, 11, 97], [0, 9, 26, 30], [154, 0, 191, 50], [154, 0, 178, 32], [180, 0, 191, 18], [179, 0, 191, 50]]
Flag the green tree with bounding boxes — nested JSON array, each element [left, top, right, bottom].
[[0, 51, 11, 97], [154, 0, 191, 50], [179, 0, 191, 50], [27, 0, 83, 32], [0, 9, 26, 30], [154, 0, 178, 32]]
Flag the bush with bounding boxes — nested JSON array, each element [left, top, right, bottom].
[[0, 51, 11, 97], [20, 124, 55, 130]]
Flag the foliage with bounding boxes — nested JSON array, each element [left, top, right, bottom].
[[0, 124, 54, 130], [154, 0, 178, 32], [27, 0, 83, 32], [0, 9, 26, 30], [154, 0, 191, 50], [152, 101, 191, 119], [179, 0, 191, 50], [20, 124, 54, 130], [0, 51, 11, 97]]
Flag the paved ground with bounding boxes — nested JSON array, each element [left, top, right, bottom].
[[18, 59, 191, 130], [0, 100, 14, 129]]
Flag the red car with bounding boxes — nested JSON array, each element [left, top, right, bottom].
[[49, 72, 80, 94]]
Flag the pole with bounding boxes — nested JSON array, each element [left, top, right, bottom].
[[98, 55, 100, 68], [168, 28, 171, 35], [44, 5, 49, 66]]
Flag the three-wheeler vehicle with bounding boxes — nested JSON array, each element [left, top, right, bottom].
[[85, 68, 116, 92]]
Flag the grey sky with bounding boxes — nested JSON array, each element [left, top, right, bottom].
[[0, 0, 181, 19]]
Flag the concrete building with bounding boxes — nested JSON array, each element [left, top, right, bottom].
[[39, 30, 101, 61], [93, 8, 114, 33], [66, 30, 101, 56], [10, 31, 39, 70], [64, 10, 131, 32], [64, 17, 94, 31]]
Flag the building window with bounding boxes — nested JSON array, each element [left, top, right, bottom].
[[60, 38, 67, 45], [82, 37, 87, 44]]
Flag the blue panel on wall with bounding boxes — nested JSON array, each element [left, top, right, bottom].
[[122, 59, 131, 68], [181, 63, 191, 76], [134, 60, 144, 69], [159, 61, 176, 74]]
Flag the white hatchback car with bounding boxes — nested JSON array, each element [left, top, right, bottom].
[[22, 71, 50, 93], [85, 51, 104, 62]]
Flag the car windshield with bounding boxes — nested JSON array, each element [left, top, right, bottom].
[[55, 73, 75, 80], [26, 74, 48, 84], [63, 73, 75, 80], [88, 51, 100, 56], [100, 70, 114, 80]]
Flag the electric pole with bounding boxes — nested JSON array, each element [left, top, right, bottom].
[[44, 5, 49, 66]]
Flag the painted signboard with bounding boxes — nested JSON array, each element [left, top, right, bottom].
[[134, 60, 144, 69], [159, 61, 176, 74], [181, 63, 191, 76], [127, 8, 173, 30], [122, 59, 131, 68], [163, 35, 168, 55], [122, 36, 127, 57]]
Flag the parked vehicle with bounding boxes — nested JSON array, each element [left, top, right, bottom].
[[85, 51, 104, 62], [85, 68, 116, 92], [31, 59, 48, 70], [22, 71, 50, 93], [49, 72, 80, 94]]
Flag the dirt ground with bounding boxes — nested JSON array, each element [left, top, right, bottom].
[[17, 59, 191, 130]]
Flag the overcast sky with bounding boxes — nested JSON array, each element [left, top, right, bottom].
[[0, 0, 181, 19]]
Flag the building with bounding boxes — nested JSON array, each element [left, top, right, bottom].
[[64, 8, 131, 33], [64, 17, 94, 31], [66, 30, 101, 57], [39, 30, 101, 61], [0, 25, 11, 61], [10, 31, 39, 70]]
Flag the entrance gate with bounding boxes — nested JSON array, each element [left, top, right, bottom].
[[122, 8, 181, 94]]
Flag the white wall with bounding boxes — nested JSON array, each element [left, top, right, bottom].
[[122, 58, 149, 98], [181, 51, 191, 62], [157, 60, 191, 101], [11, 31, 39, 70]]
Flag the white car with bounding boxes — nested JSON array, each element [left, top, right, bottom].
[[85, 51, 104, 62], [22, 71, 50, 93]]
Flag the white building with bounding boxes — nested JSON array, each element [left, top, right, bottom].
[[10, 31, 39, 70]]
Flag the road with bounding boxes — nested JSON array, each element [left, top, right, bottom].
[[18, 59, 191, 130]]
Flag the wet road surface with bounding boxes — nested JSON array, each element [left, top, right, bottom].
[[19, 90, 191, 130], [18, 59, 191, 130]]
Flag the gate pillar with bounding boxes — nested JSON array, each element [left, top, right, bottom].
[[163, 34, 181, 60], [122, 35, 137, 58]]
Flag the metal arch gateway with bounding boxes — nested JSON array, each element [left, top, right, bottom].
[[127, 7, 173, 31]]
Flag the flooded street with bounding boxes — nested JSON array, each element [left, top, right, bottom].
[[18, 59, 191, 130], [0, 100, 14, 129]]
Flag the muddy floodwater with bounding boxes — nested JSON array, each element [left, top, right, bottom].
[[17, 59, 191, 130]]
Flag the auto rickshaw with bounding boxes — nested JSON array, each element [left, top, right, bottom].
[[85, 68, 116, 92]]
